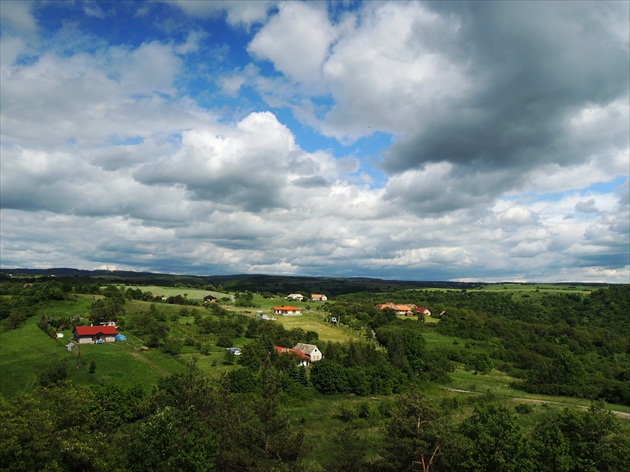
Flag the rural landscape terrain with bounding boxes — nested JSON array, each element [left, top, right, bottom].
[[1, 269, 628, 471]]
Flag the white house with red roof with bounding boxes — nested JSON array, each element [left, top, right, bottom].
[[293, 343, 323, 362], [273, 306, 302, 316], [73, 325, 118, 344], [310, 293, 327, 301]]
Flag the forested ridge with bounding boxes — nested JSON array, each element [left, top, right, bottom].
[[1, 276, 628, 471]]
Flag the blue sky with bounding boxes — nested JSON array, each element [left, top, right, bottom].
[[1, 0, 628, 283]]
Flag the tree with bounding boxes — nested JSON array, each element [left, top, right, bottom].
[[326, 424, 369, 472], [378, 391, 459, 472], [530, 403, 630, 472], [311, 359, 348, 394], [126, 406, 217, 472], [458, 403, 530, 472]]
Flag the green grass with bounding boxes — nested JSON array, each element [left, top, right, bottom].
[[0, 299, 187, 397], [118, 285, 229, 301], [0, 316, 69, 396], [442, 368, 630, 416]]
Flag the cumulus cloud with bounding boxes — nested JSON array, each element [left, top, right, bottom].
[[1, 1, 628, 283], [167, 0, 275, 26], [248, 2, 339, 85]]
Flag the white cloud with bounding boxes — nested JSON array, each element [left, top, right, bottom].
[[248, 2, 339, 85], [321, 1, 467, 140], [1, 1, 628, 284], [168, 0, 275, 26], [0, 1, 38, 37]]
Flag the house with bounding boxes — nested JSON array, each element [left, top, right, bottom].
[[293, 343, 323, 362], [73, 325, 118, 344], [375, 302, 418, 316], [203, 295, 217, 303], [286, 293, 304, 301], [99, 320, 117, 327], [226, 347, 241, 356], [273, 306, 302, 316], [416, 306, 432, 317], [274, 346, 310, 366], [310, 294, 327, 301]]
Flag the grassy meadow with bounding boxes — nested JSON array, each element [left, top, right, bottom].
[[2, 284, 628, 429]]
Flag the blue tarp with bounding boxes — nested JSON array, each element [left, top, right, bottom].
[[115, 334, 127, 341]]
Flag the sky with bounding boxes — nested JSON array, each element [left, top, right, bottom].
[[1, 1, 629, 283]]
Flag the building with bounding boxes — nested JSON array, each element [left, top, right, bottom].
[[375, 302, 422, 316], [310, 294, 327, 301], [274, 346, 311, 366], [73, 325, 118, 344], [273, 306, 302, 316], [293, 343, 323, 362], [416, 306, 432, 317], [286, 293, 304, 301], [203, 295, 218, 303]]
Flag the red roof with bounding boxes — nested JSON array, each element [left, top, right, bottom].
[[74, 326, 118, 336], [273, 306, 301, 311], [274, 346, 310, 359]]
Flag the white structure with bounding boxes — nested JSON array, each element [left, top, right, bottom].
[[310, 294, 327, 301], [286, 293, 304, 301], [273, 306, 302, 316], [293, 343, 323, 362]]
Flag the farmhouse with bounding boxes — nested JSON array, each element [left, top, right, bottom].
[[203, 295, 217, 303], [416, 306, 432, 317], [286, 293, 304, 301], [310, 294, 327, 301], [293, 343, 323, 362], [273, 306, 302, 316], [274, 346, 311, 366], [375, 302, 420, 316], [73, 325, 118, 344]]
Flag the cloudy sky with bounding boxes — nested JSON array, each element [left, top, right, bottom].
[[1, 1, 628, 283]]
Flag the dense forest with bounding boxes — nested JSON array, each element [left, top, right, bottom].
[[1, 274, 628, 471]]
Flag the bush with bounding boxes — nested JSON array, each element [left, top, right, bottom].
[[216, 335, 234, 348]]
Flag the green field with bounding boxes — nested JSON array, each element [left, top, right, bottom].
[[118, 285, 229, 301], [2, 286, 628, 424]]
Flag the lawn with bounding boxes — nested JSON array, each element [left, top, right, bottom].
[[0, 316, 68, 397], [0, 299, 187, 397], [118, 285, 229, 301], [442, 368, 630, 416]]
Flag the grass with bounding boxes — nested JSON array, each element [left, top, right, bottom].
[[0, 316, 68, 396], [117, 285, 229, 301], [442, 368, 630, 416], [0, 298, 188, 397]]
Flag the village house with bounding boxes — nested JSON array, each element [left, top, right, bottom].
[[310, 293, 327, 301], [293, 343, 323, 362], [73, 325, 118, 344], [274, 346, 311, 366], [286, 293, 304, 301], [203, 294, 217, 303], [375, 302, 425, 316], [416, 306, 432, 317], [273, 306, 302, 316]]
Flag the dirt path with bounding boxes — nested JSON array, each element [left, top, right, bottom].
[[440, 387, 630, 419], [129, 352, 171, 377]]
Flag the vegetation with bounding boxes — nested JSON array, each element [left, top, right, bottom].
[[1, 271, 628, 470]]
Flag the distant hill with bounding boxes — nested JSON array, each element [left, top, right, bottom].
[[0, 268, 607, 297]]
